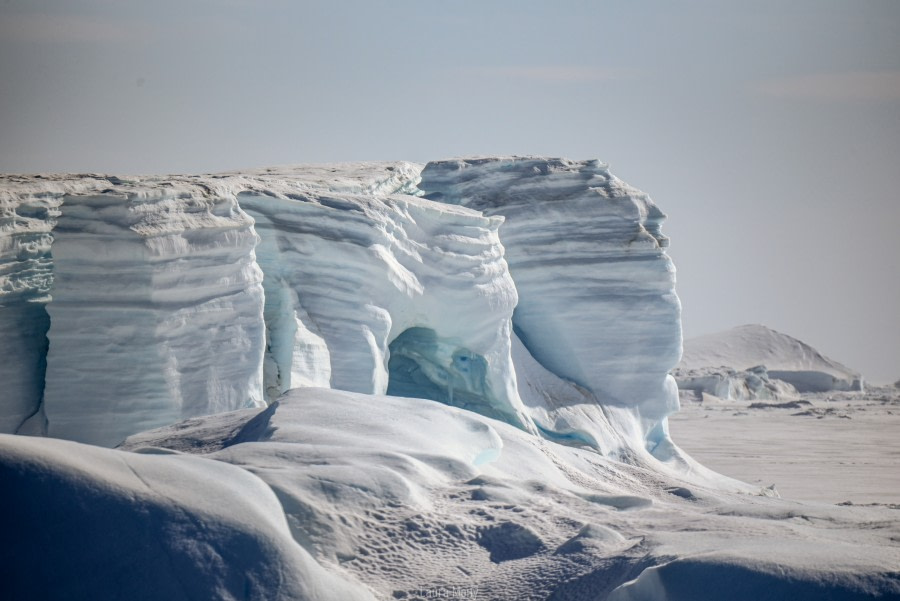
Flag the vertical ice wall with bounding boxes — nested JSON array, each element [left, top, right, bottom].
[[0, 190, 59, 432], [42, 191, 266, 446], [419, 157, 683, 453], [1, 160, 684, 456], [240, 190, 531, 430]]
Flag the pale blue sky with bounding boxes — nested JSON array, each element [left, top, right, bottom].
[[2, 0, 899, 382]]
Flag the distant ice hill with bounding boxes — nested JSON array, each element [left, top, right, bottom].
[[674, 324, 863, 400]]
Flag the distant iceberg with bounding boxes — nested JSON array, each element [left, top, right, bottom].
[[675, 324, 864, 400]]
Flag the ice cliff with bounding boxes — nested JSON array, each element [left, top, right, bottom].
[[0, 158, 681, 459], [3, 161, 898, 601]]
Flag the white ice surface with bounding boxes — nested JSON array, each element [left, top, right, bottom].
[[0, 432, 376, 601], [669, 388, 900, 505], [111, 387, 900, 600]]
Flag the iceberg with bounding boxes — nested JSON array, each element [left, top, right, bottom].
[[676, 324, 864, 399], [1, 160, 897, 600], [0, 158, 683, 455], [419, 157, 683, 458]]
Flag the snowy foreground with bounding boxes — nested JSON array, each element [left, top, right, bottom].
[[1, 159, 899, 599]]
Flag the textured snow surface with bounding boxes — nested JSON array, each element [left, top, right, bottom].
[[114, 388, 900, 600], [0, 432, 376, 601], [677, 324, 863, 398]]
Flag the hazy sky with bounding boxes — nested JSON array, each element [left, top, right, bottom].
[[2, 0, 898, 382]]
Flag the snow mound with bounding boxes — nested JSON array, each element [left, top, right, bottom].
[[116, 388, 900, 600], [0, 433, 375, 601], [677, 324, 863, 396]]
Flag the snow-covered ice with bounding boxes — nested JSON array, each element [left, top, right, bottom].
[[114, 388, 900, 600], [676, 324, 864, 398], [0, 431, 376, 601], [669, 386, 900, 505], [1, 159, 898, 599]]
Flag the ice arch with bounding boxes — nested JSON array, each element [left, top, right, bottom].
[[387, 327, 511, 423]]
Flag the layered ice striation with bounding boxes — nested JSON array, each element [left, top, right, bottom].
[[239, 170, 529, 429], [43, 190, 266, 446], [0, 158, 683, 457], [0, 186, 59, 432], [1, 175, 268, 445], [419, 157, 682, 456]]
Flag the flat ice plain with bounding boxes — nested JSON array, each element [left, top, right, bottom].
[[670, 387, 900, 505]]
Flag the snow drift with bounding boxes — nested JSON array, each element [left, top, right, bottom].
[[113, 389, 896, 600], [0, 432, 375, 601]]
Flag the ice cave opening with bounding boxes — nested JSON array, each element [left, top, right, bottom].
[[387, 327, 511, 424]]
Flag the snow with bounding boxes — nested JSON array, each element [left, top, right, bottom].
[[1, 159, 898, 599], [669, 387, 900, 505], [110, 387, 900, 600], [677, 324, 863, 395], [0, 432, 376, 601]]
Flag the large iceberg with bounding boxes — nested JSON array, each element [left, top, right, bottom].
[[1, 160, 898, 600], [0, 158, 682, 456]]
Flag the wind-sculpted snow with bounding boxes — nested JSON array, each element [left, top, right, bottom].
[[114, 389, 900, 600], [0, 433, 375, 601], [419, 157, 682, 456]]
